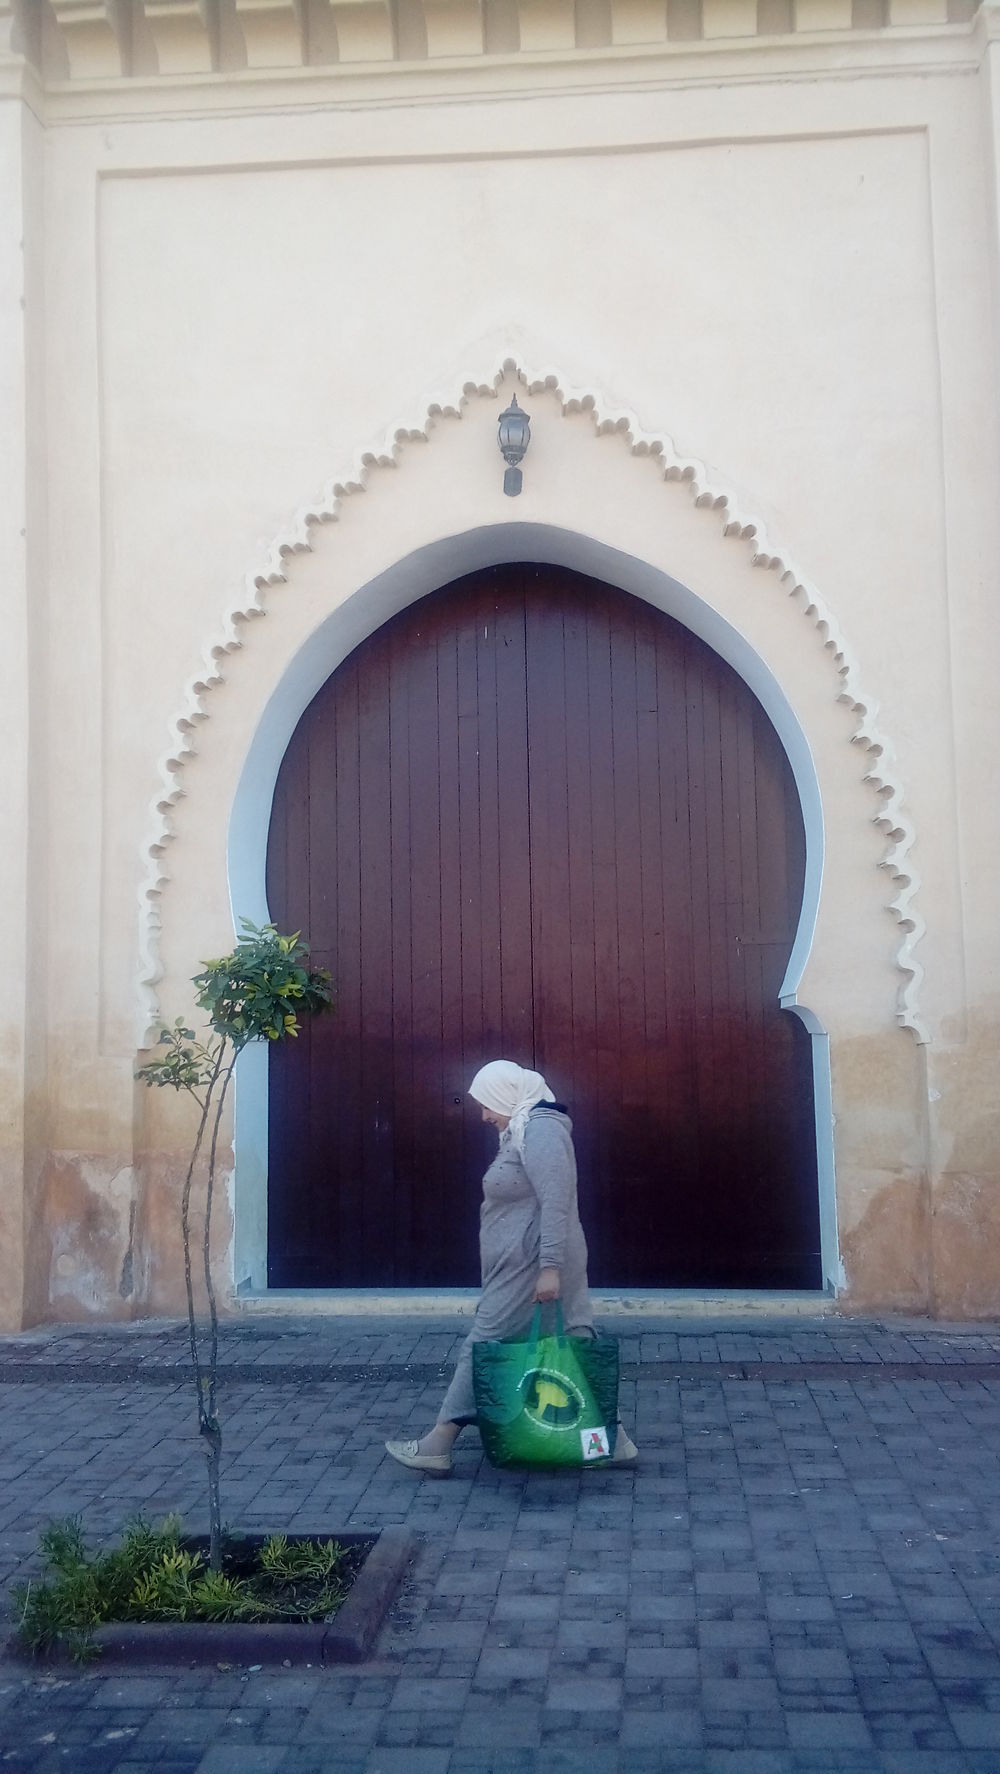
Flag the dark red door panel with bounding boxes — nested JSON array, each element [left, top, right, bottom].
[[265, 563, 820, 1288]]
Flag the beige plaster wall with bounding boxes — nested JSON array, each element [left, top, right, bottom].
[[2, 14, 999, 1322], [0, 99, 30, 1334], [0, 95, 47, 1333]]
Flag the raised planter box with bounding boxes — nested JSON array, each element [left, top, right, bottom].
[[11, 1527, 417, 1667]]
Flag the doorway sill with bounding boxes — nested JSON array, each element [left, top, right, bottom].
[[230, 1287, 835, 1318]]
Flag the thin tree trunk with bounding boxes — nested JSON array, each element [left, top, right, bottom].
[[204, 1420, 223, 1574], [180, 1048, 223, 1421], [178, 1043, 225, 1570], [201, 1057, 236, 1573]]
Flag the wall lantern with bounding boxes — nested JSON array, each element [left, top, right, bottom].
[[498, 394, 531, 496]]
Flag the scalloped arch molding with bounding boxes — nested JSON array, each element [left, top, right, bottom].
[[137, 355, 928, 1047]]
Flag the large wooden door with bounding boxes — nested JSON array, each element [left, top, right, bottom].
[[266, 563, 820, 1289]]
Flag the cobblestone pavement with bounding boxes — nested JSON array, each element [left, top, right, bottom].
[[1, 1313, 1000, 1773]]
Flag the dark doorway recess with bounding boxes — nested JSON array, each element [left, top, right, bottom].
[[266, 562, 821, 1290]]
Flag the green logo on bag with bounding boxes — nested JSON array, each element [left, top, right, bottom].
[[521, 1368, 587, 1430]]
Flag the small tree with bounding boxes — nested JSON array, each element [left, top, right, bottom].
[[137, 920, 334, 1571]]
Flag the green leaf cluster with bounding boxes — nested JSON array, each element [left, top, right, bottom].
[[135, 921, 334, 1098], [193, 918, 334, 1049], [12, 1516, 355, 1660], [134, 1021, 221, 1096]]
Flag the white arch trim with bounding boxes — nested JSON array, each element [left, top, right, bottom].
[[137, 358, 927, 1053], [227, 523, 844, 1295]]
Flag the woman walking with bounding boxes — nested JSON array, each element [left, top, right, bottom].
[[385, 1059, 638, 1476]]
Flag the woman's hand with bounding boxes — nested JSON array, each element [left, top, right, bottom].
[[534, 1266, 561, 1302]]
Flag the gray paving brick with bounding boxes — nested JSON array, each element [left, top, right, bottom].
[[544, 1675, 623, 1710], [620, 1708, 705, 1747], [194, 1750, 286, 1773], [556, 1618, 628, 1648], [388, 1677, 470, 1711], [948, 1709, 1000, 1748], [474, 1648, 549, 1687], [455, 1703, 542, 1748], [363, 1753, 451, 1773], [785, 1710, 875, 1748], [774, 1647, 853, 1680], [447, 1755, 539, 1774], [298, 1706, 381, 1745], [626, 1649, 699, 1679], [700, 1676, 783, 1712]]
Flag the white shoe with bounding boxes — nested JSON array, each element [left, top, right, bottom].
[[385, 1438, 453, 1477], [613, 1426, 639, 1465]]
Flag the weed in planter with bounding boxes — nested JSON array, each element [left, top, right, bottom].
[[214, 1531, 366, 1622], [13, 1515, 366, 1661]]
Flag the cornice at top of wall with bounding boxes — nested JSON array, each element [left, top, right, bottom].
[[0, 0, 994, 123]]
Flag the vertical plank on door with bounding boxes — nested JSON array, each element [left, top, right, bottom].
[[632, 600, 669, 1280], [404, 607, 445, 1284], [436, 605, 466, 1281], [583, 591, 624, 1282], [387, 619, 415, 1282], [330, 658, 363, 1280], [525, 569, 573, 1088], [494, 571, 534, 1064], [557, 585, 600, 1241], [264, 715, 311, 1283], [357, 640, 394, 1283]]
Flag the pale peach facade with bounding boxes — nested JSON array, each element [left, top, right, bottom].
[[1, 0, 999, 1326]]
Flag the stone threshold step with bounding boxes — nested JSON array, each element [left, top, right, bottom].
[[231, 1288, 835, 1318]]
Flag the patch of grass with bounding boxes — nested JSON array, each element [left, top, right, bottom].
[[12, 1516, 367, 1660]]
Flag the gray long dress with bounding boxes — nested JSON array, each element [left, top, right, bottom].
[[438, 1106, 595, 1425]]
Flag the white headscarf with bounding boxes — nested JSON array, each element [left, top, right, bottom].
[[468, 1060, 555, 1158]]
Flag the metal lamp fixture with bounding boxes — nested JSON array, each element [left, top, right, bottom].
[[498, 394, 531, 496]]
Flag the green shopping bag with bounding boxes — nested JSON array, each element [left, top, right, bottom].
[[473, 1304, 619, 1470]]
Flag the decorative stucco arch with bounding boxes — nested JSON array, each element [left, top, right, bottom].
[[137, 360, 928, 1305]]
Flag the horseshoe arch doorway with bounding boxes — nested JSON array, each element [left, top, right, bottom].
[[263, 560, 822, 1290]]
